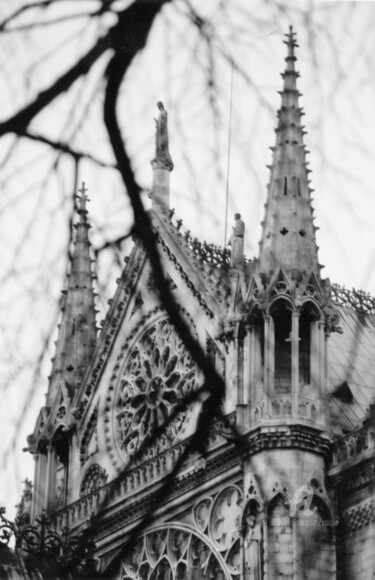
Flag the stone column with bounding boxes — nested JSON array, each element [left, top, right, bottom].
[[243, 329, 251, 407], [31, 453, 40, 521], [292, 311, 300, 416], [292, 514, 299, 580], [67, 432, 77, 505], [262, 518, 268, 580], [45, 444, 55, 511], [263, 315, 272, 417], [318, 321, 326, 425]]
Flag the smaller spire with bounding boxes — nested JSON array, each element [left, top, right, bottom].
[[257, 27, 320, 279], [150, 102, 173, 213], [47, 182, 97, 405]]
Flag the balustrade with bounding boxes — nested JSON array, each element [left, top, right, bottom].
[[250, 394, 320, 422], [331, 425, 374, 465]]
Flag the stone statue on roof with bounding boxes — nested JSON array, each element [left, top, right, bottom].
[[154, 101, 174, 171], [229, 213, 245, 269]]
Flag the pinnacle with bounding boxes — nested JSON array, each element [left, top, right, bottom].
[[46, 183, 97, 405], [77, 181, 89, 221], [257, 27, 320, 280]]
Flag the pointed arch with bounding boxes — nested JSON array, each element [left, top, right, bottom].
[[267, 493, 293, 579], [269, 299, 293, 394], [247, 305, 265, 407]]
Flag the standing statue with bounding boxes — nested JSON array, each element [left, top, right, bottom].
[[244, 514, 262, 580], [229, 213, 245, 269], [154, 101, 173, 171]]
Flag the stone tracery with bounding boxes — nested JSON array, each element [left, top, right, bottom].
[[119, 485, 243, 580], [120, 527, 228, 580], [115, 318, 197, 462], [80, 464, 108, 497]]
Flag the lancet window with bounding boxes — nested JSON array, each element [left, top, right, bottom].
[[270, 301, 292, 394]]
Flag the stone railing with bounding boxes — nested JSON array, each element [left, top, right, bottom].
[[251, 394, 319, 422], [50, 440, 189, 531], [331, 424, 374, 466], [298, 395, 319, 421], [331, 284, 375, 315], [49, 414, 236, 533]]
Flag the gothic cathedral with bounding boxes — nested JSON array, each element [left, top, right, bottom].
[[13, 27, 375, 580]]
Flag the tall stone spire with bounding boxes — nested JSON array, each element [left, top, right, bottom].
[[151, 101, 174, 213], [258, 26, 320, 280], [47, 182, 97, 405]]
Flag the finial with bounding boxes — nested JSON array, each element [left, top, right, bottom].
[[257, 26, 320, 279], [283, 25, 298, 59], [77, 182, 90, 218]]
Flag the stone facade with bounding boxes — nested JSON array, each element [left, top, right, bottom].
[[20, 27, 375, 580]]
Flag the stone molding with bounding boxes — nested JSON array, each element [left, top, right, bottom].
[[331, 424, 374, 467], [49, 420, 330, 537], [329, 459, 375, 494], [339, 500, 374, 534]]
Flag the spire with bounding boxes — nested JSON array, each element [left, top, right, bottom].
[[258, 26, 320, 279], [150, 102, 173, 213], [47, 182, 97, 404]]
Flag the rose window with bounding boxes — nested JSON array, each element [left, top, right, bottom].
[[115, 319, 197, 461]]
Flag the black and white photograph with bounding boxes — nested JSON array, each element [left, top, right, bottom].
[[0, 0, 374, 578]]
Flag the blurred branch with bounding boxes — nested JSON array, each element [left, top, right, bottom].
[[23, 131, 117, 168]]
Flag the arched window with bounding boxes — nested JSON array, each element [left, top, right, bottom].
[[299, 303, 320, 389], [248, 307, 264, 404], [271, 301, 292, 393]]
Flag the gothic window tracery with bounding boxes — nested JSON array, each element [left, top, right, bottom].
[[80, 464, 108, 497], [271, 301, 292, 393], [119, 528, 227, 580], [299, 302, 319, 390], [114, 318, 198, 462], [118, 485, 243, 580]]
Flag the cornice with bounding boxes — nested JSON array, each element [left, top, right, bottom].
[[339, 499, 374, 535]]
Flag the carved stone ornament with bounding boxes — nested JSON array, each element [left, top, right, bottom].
[[119, 526, 228, 580], [113, 318, 197, 463], [80, 464, 108, 497], [118, 484, 244, 580]]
